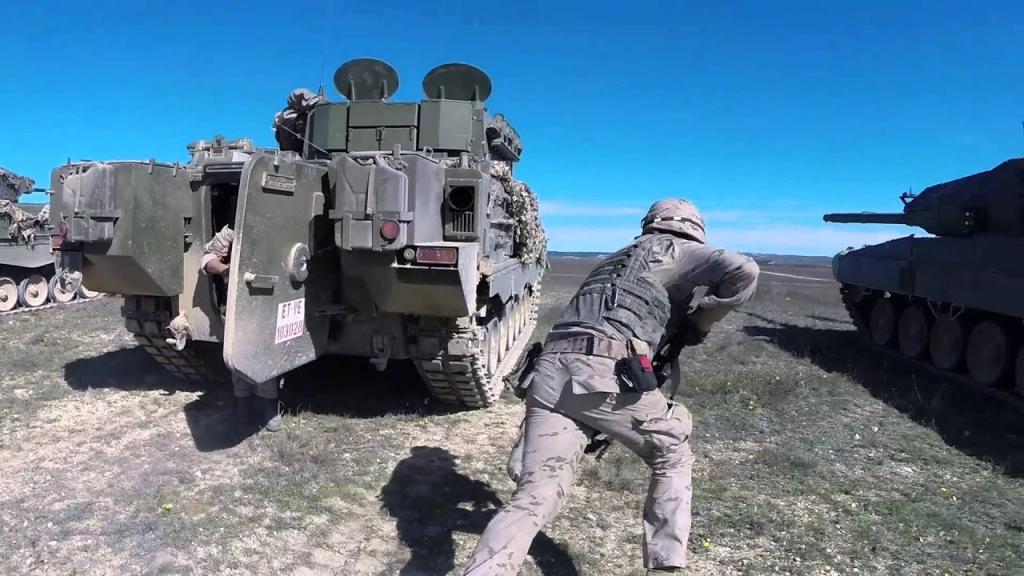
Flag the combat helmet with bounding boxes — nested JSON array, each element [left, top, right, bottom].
[[642, 199, 706, 243]]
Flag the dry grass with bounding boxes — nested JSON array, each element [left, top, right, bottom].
[[1, 258, 1023, 575]]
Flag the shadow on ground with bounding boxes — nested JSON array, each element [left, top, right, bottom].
[[63, 346, 256, 451], [64, 347, 457, 452], [380, 446, 579, 576], [804, 314, 848, 325], [743, 313, 1024, 477], [281, 357, 454, 419], [64, 347, 204, 395]]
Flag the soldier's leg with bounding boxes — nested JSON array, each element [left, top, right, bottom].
[[252, 377, 282, 433], [561, 391, 694, 570], [462, 399, 589, 576], [231, 371, 255, 423]]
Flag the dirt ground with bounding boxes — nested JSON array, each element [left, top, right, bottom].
[[2, 256, 1024, 575]]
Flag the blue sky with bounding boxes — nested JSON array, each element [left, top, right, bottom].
[[5, 1, 1023, 255]]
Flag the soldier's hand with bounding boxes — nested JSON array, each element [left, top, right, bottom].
[[679, 319, 709, 346]]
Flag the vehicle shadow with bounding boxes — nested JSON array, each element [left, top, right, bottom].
[[64, 347, 461, 452], [379, 446, 580, 576], [63, 347, 205, 395], [63, 346, 250, 451], [742, 313, 1024, 477], [280, 356, 457, 419]]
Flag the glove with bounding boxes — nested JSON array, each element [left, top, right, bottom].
[[679, 318, 709, 346]]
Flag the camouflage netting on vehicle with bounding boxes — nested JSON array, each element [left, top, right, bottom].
[[490, 161, 547, 265], [0, 166, 34, 203], [0, 200, 48, 244]]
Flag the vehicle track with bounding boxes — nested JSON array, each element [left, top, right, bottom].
[[0, 293, 106, 318]]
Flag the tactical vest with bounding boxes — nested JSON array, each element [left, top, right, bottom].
[[554, 234, 672, 352]]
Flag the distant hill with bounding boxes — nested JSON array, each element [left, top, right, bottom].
[[745, 253, 833, 267], [548, 251, 610, 259], [548, 251, 832, 267]]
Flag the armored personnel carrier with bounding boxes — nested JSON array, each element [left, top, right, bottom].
[[49, 58, 547, 408], [824, 158, 1024, 394], [0, 167, 98, 312]]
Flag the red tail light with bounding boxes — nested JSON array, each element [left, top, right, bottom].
[[380, 219, 400, 242], [415, 246, 458, 265], [52, 220, 69, 250]]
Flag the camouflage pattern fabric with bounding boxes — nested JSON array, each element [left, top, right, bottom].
[[464, 354, 695, 574], [272, 88, 326, 153], [463, 228, 759, 574], [199, 225, 234, 273], [490, 161, 547, 265]]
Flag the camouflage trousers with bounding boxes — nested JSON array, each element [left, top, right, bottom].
[[462, 355, 694, 574], [231, 372, 280, 400]]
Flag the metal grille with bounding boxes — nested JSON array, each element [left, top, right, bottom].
[[446, 207, 475, 235]]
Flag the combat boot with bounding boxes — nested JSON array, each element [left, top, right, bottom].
[[259, 398, 283, 433]]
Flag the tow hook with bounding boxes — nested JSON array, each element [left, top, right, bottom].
[[369, 334, 393, 372], [165, 314, 192, 351]]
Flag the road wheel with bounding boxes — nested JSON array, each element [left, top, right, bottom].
[[485, 321, 501, 375], [502, 307, 515, 358], [78, 284, 101, 299], [17, 274, 49, 308], [515, 300, 523, 337], [0, 277, 17, 312], [49, 275, 77, 304], [1014, 346, 1024, 397], [965, 320, 1009, 386], [930, 317, 965, 371], [869, 298, 896, 347], [897, 304, 929, 359]]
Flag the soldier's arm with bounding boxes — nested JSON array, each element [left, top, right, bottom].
[[687, 251, 760, 332], [200, 226, 234, 276], [204, 259, 230, 276]]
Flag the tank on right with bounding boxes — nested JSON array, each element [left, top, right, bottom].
[[824, 157, 1024, 395]]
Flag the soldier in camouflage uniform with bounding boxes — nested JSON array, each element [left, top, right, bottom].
[[461, 199, 759, 575], [272, 88, 324, 153], [200, 224, 283, 433]]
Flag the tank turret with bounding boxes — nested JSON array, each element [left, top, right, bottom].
[[824, 158, 1024, 236], [823, 156, 1024, 396]]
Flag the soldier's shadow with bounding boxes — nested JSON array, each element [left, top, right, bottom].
[[379, 446, 580, 576], [742, 312, 1024, 477]]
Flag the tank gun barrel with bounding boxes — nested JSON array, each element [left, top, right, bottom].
[[823, 212, 909, 225]]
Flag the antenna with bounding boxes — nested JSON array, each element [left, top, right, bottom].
[[422, 63, 492, 102], [334, 58, 399, 101], [316, 0, 335, 96]]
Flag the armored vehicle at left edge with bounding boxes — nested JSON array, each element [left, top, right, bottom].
[[0, 166, 98, 312], [49, 58, 547, 408]]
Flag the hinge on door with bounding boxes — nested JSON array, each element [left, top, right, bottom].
[[243, 272, 279, 290]]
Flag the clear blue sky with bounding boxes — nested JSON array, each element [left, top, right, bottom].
[[5, 1, 1023, 255]]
